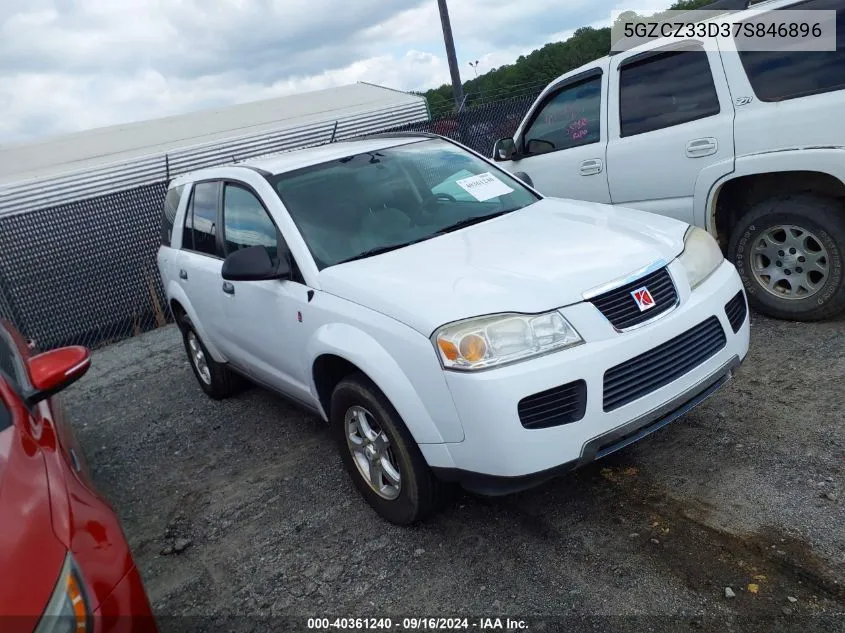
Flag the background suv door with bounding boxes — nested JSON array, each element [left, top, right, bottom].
[[605, 41, 736, 224], [177, 181, 228, 345], [217, 182, 313, 404], [500, 64, 611, 203]]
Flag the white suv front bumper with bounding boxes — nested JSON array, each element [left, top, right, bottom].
[[429, 260, 750, 494]]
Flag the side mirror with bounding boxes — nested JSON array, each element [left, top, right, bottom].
[[526, 139, 555, 155], [221, 245, 290, 282], [493, 137, 517, 161], [26, 346, 91, 406], [513, 171, 534, 188]]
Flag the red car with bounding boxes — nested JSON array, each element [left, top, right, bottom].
[[0, 321, 157, 633]]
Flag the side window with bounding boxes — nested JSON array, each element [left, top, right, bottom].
[[523, 74, 602, 154], [161, 184, 185, 246], [737, 0, 845, 102], [222, 184, 279, 263], [182, 182, 221, 256], [619, 46, 720, 137]]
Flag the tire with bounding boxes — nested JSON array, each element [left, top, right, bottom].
[[330, 373, 443, 525], [178, 315, 242, 400], [728, 193, 845, 321]]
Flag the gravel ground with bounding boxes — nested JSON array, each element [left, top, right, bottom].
[[63, 311, 844, 633]]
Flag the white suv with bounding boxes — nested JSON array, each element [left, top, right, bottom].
[[494, 0, 845, 321], [158, 133, 750, 525]]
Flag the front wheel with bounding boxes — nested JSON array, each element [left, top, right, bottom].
[[330, 373, 443, 525], [728, 194, 845, 321]]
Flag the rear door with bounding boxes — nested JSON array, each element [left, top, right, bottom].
[[497, 64, 612, 203], [605, 40, 735, 224], [176, 181, 228, 345]]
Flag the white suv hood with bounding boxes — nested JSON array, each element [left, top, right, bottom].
[[318, 198, 689, 335]]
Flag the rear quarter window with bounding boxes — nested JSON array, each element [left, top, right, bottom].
[[737, 0, 845, 102], [161, 184, 186, 246]]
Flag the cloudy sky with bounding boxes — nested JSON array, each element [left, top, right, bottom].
[[0, 0, 668, 144]]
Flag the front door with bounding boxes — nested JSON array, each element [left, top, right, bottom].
[[498, 66, 611, 203], [215, 182, 312, 403]]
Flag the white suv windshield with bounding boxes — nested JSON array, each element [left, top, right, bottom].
[[268, 138, 540, 269]]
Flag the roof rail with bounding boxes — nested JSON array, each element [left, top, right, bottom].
[[241, 165, 272, 177]]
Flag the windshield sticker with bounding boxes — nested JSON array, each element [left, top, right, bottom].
[[455, 172, 514, 202]]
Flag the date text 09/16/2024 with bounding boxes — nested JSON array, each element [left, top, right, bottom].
[[306, 617, 530, 630]]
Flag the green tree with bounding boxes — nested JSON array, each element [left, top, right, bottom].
[[423, 0, 720, 117]]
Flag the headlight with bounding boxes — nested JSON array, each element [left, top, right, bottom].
[[34, 554, 91, 633], [678, 226, 724, 290], [432, 311, 583, 371]]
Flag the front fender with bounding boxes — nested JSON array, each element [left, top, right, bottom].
[[306, 323, 457, 445], [165, 281, 226, 363]]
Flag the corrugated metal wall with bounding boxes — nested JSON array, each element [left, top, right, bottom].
[[0, 92, 538, 351], [0, 99, 428, 349], [0, 101, 428, 217]]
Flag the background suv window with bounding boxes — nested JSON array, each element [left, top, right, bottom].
[[182, 182, 220, 256], [222, 184, 279, 263], [737, 0, 845, 102], [523, 74, 602, 154], [619, 46, 720, 137]]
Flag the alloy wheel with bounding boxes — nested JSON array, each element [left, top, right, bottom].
[[345, 405, 401, 500], [751, 224, 829, 300], [187, 331, 212, 385]]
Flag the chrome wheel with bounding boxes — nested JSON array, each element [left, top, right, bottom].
[[345, 405, 401, 500], [187, 331, 212, 385], [751, 224, 829, 300]]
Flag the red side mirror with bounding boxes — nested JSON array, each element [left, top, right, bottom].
[[26, 346, 91, 406]]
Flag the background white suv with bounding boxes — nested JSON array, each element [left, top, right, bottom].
[[494, 0, 845, 322], [158, 133, 749, 525]]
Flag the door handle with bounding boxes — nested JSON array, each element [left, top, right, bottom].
[[179, 269, 188, 280], [222, 282, 235, 295], [686, 138, 718, 157], [579, 159, 603, 176]]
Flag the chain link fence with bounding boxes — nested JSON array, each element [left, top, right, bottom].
[[0, 92, 540, 351]]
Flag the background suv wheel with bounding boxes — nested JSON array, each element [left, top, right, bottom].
[[729, 193, 845, 321]]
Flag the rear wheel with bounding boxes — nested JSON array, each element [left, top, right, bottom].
[[178, 315, 242, 399], [330, 373, 442, 525], [728, 194, 845, 321]]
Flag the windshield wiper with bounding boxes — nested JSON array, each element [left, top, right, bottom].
[[334, 208, 521, 265], [335, 236, 434, 265], [435, 208, 519, 235]]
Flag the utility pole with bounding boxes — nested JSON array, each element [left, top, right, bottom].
[[437, 0, 465, 111]]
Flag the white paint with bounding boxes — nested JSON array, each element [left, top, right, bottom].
[[159, 133, 750, 486]]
